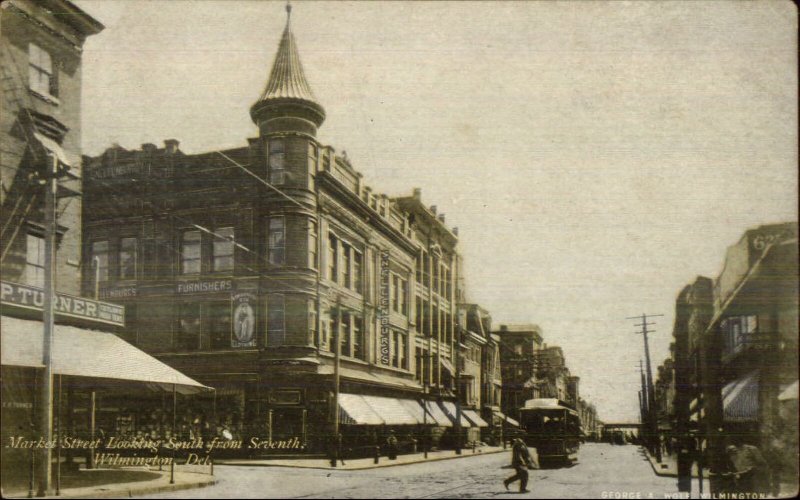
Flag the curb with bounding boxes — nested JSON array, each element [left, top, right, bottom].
[[37, 478, 219, 499], [218, 447, 507, 471]]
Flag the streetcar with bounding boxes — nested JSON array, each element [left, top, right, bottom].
[[517, 398, 581, 466]]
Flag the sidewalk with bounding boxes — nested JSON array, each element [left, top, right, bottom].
[[217, 445, 507, 470], [2, 467, 217, 499]]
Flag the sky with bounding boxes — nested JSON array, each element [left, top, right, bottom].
[[74, 0, 798, 422]]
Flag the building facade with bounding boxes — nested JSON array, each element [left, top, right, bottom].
[[80, 7, 473, 454], [496, 324, 543, 415]]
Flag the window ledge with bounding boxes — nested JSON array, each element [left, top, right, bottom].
[[29, 88, 60, 106]]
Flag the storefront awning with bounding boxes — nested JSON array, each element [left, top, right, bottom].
[[423, 401, 452, 427], [440, 357, 454, 375], [400, 399, 435, 425], [439, 401, 472, 427], [362, 395, 419, 425], [1, 316, 209, 394], [493, 410, 520, 427], [338, 393, 384, 425], [722, 371, 759, 422], [462, 409, 489, 428], [778, 380, 798, 401]]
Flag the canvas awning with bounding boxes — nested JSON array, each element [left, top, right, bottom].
[[362, 395, 419, 425], [400, 399, 434, 425], [1, 316, 209, 394], [439, 401, 471, 427], [33, 131, 72, 170], [462, 409, 489, 428], [722, 371, 759, 422], [493, 410, 520, 427], [423, 400, 452, 427], [440, 357, 454, 375], [338, 393, 384, 425], [778, 380, 798, 401]]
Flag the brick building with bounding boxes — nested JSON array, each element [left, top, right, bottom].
[[80, 6, 477, 454]]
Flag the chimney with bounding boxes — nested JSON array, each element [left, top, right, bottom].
[[413, 188, 422, 199], [141, 143, 157, 153], [164, 139, 180, 154], [430, 205, 437, 215], [452, 227, 459, 236], [437, 214, 445, 223]]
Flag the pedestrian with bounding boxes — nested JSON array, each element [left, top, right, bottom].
[[503, 438, 536, 493], [386, 430, 398, 460], [724, 440, 771, 495]]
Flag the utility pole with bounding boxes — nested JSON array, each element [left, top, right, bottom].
[[331, 294, 342, 467], [628, 313, 663, 463], [36, 152, 58, 497]]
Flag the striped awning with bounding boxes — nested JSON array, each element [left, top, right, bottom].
[[338, 393, 384, 425], [423, 401, 452, 427], [722, 371, 759, 422], [362, 395, 419, 425], [400, 399, 434, 425], [439, 401, 472, 427], [493, 410, 520, 427], [462, 409, 489, 428]]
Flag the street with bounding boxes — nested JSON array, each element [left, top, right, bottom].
[[143, 444, 678, 499]]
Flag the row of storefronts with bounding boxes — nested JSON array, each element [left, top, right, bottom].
[[653, 222, 798, 494]]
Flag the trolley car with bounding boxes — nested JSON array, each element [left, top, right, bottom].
[[517, 398, 581, 465]]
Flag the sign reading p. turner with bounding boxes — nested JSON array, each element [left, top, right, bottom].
[[0, 281, 125, 327]]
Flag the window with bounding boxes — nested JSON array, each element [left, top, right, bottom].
[[308, 220, 318, 269], [24, 234, 45, 288], [515, 343, 523, 356], [341, 313, 351, 357], [342, 243, 352, 288], [269, 139, 286, 184], [267, 294, 285, 346], [328, 234, 338, 281], [352, 250, 362, 293], [309, 301, 318, 347], [308, 142, 318, 190], [392, 275, 399, 312], [321, 312, 330, 351], [91, 240, 109, 282], [400, 279, 408, 316], [267, 217, 285, 265], [213, 227, 234, 272], [391, 330, 407, 369], [209, 301, 232, 349], [353, 316, 364, 360], [177, 302, 201, 351], [119, 237, 137, 279], [28, 43, 56, 98], [181, 230, 201, 274]]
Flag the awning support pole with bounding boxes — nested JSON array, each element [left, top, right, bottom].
[[88, 391, 96, 469], [55, 374, 61, 496]]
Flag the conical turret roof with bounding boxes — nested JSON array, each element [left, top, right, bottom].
[[255, 4, 321, 107]]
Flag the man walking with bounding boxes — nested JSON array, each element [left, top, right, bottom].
[[504, 438, 536, 493]]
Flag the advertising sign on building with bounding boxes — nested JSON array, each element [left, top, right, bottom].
[[231, 291, 256, 348], [0, 281, 125, 327]]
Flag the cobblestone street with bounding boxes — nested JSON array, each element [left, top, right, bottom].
[[144, 444, 678, 499]]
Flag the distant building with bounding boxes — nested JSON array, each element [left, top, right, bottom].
[[496, 324, 543, 415], [535, 345, 571, 402], [458, 303, 500, 442]]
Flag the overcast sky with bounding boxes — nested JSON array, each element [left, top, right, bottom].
[[74, 0, 798, 422]]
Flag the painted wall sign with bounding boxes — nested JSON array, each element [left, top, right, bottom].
[[175, 279, 232, 295], [0, 281, 125, 327], [231, 291, 256, 348]]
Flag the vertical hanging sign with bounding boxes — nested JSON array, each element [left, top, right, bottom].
[[231, 291, 257, 348]]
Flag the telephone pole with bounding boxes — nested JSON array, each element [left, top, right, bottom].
[[628, 313, 663, 463]]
